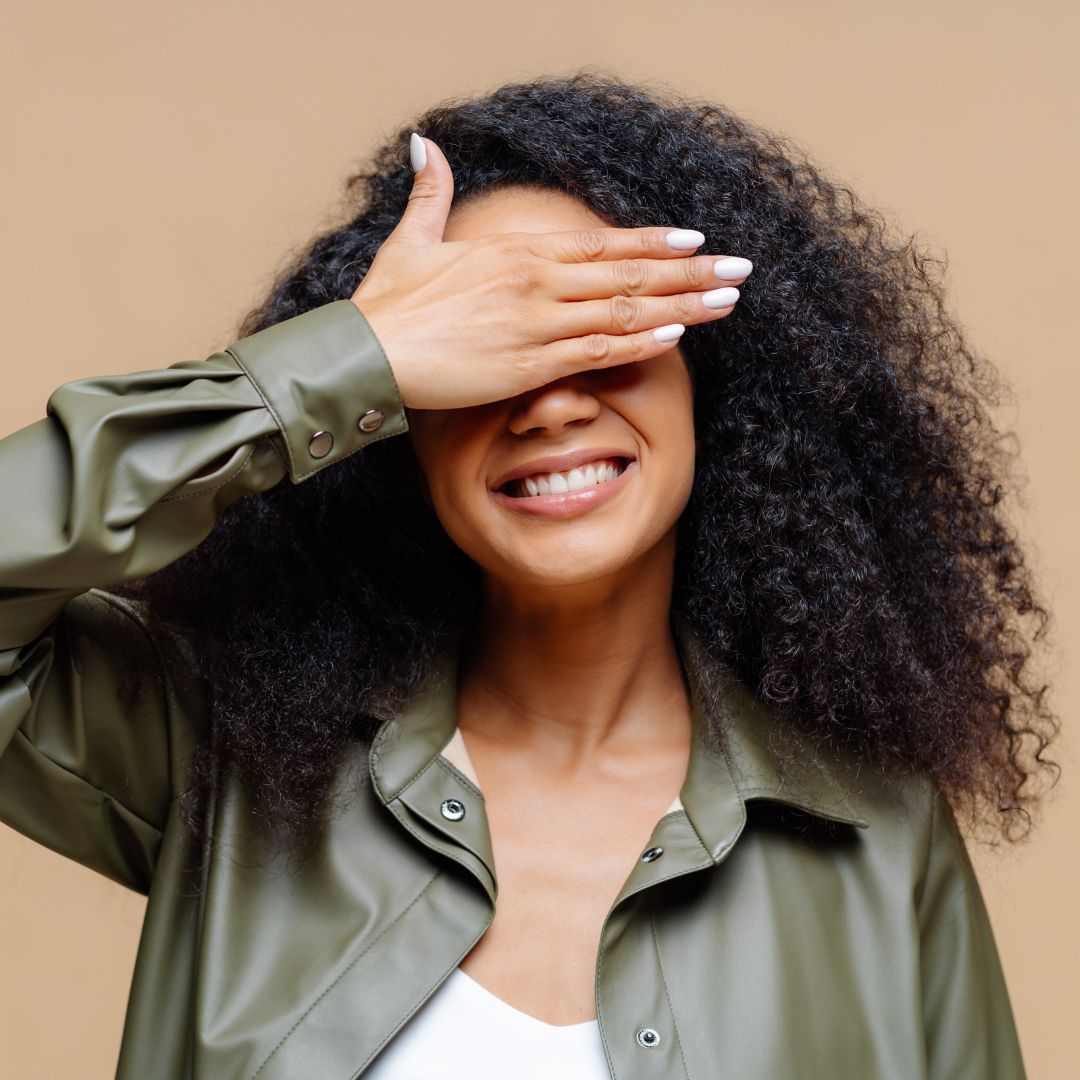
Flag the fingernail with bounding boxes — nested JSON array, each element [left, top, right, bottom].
[[410, 132, 427, 174], [702, 287, 740, 309], [714, 257, 754, 280], [653, 323, 686, 342], [666, 229, 705, 250]]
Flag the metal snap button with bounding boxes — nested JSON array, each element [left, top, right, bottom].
[[641, 845, 664, 863], [636, 1027, 661, 1048], [358, 408, 385, 433], [440, 798, 466, 821], [308, 430, 334, 458]]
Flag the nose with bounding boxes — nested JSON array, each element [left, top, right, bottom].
[[506, 378, 601, 437]]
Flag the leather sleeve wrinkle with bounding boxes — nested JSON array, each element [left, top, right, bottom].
[[0, 299, 409, 887], [9, 724, 164, 837], [0, 589, 178, 862], [6, 723, 163, 896]]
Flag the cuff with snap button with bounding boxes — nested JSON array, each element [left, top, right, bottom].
[[227, 299, 408, 481]]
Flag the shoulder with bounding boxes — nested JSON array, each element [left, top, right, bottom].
[[831, 757, 960, 902]]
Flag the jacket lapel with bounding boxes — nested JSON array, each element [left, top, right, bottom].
[[245, 613, 869, 1080], [670, 610, 870, 837], [368, 642, 498, 902], [367, 611, 867, 904]]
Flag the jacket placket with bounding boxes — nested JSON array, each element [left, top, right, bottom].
[[352, 622, 751, 1080]]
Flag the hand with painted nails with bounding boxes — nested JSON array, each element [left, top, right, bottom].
[[350, 133, 752, 411]]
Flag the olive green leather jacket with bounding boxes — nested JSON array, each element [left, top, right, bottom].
[[0, 300, 1027, 1078]]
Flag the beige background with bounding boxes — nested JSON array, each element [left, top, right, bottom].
[[1, 1, 1076, 1076]]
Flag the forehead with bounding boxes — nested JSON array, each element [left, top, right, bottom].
[[443, 185, 611, 242]]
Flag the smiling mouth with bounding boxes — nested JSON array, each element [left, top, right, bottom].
[[496, 456, 633, 499]]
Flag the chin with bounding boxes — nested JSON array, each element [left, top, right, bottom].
[[489, 543, 638, 587]]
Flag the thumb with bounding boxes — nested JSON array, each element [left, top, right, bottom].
[[388, 133, 455, 247]]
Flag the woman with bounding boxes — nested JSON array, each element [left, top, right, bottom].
[[0, 73, 1055, 1078]]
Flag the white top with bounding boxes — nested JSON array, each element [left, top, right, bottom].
[[363, 966, 610, 1079]]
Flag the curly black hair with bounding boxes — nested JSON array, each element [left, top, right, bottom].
[[114, 69, 1060, 875]]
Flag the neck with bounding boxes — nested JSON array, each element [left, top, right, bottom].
[[456, 530, 690, 766]]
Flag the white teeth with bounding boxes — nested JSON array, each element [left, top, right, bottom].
[[510, 457, 627, 498]]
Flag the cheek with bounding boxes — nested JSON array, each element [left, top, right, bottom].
[[627, 371, 695, 460], [664, 428, 698, 515], [643, 381, 697, 510], [424, 456, 477, 523], [409, 419, 492, 532], [408, 412, 472, 485]]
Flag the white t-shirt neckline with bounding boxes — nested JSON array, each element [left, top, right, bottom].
[[452, 966, 599, 1036], [362, 964, 611, 1079]]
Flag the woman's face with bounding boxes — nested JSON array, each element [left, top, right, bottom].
[[405, 186, 697, 590]]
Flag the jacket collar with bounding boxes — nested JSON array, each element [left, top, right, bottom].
[[369, 611, 867, 878]]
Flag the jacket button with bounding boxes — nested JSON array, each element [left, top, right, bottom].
[[636, 1028, 661, 1048], [440, 798, 466, 821], [308, 430, 334, 458], [641, 845, 664, 863], [358, 408, 385, 433]]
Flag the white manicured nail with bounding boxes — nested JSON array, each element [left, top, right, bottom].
[[714, 257, 754, 280], [702, 287, 740, 309], [666, 229, 705, 250], [410, 132, 427, 174], [653, 323, 686, 342]]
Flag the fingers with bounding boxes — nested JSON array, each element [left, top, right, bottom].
[[539, 323, 693, 378], [390, 134, 455, 246], [545, 278, 743, 343], [520, 225, 715, 264], [512, 228, 753, 342], [550, 252, 753, 302]]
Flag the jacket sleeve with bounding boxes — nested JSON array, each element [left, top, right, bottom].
[[0, 299, 408, 893], [918, 780, 1028, 1079]]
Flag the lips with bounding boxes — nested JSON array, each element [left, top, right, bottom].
[[491, 458, 638, 519], [490, 446, 637, 492]]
